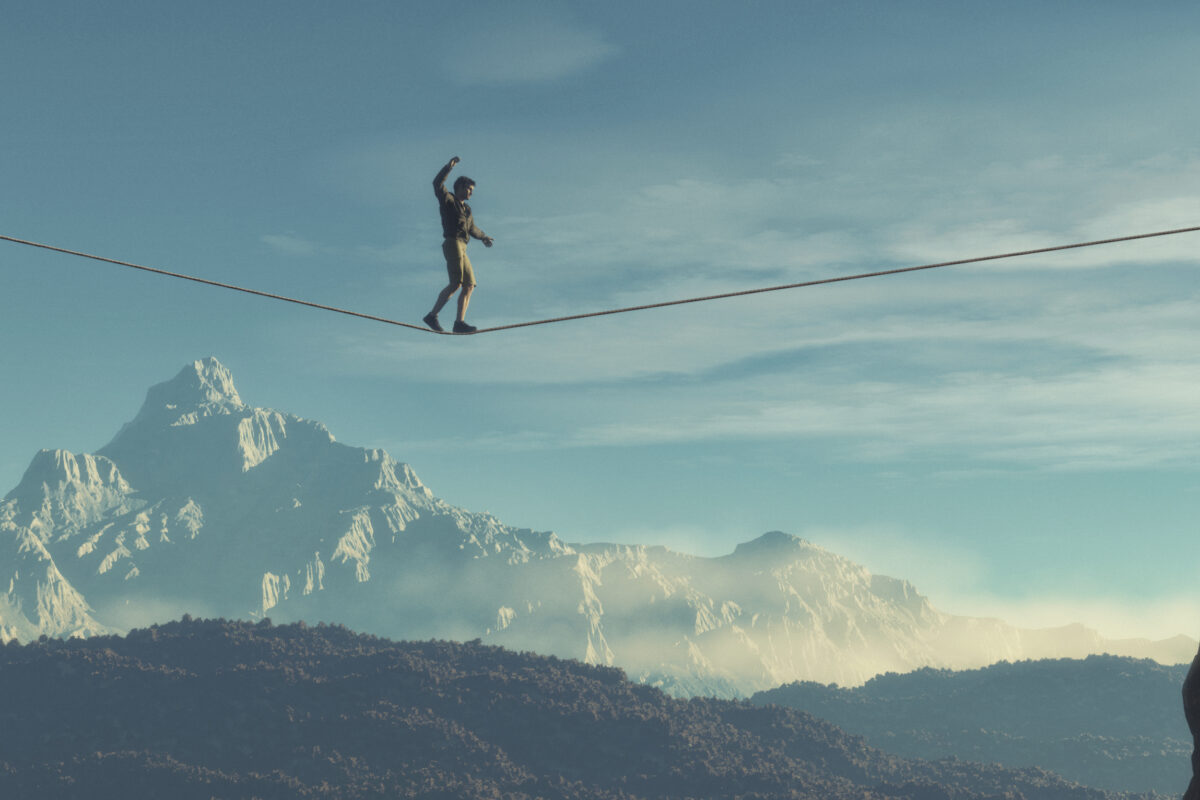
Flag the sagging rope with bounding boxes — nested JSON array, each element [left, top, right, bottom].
[[4, 226, 1199, 336]]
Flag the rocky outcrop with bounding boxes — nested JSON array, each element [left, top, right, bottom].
[[1185, 643, 1200, 800]]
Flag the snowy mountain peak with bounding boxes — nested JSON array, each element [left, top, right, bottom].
[[729, 530, 813, 560], [8, 450, 128, 498], [3, 451, 135, 537], [368, 450, 432, 498], [126, 357, 245, 431], [177, 356, 242, 407], [99, 358, 267, 485]]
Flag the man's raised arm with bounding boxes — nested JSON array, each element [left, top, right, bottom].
[[433, 156, 460, 196]]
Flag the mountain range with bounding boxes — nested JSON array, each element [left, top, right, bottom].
[[1, 357, 1192, 696]]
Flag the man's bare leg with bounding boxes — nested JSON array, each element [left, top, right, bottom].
[[456, 285, 473, 323], [425, 283, 462, 331], [431, 283, 461, 315]]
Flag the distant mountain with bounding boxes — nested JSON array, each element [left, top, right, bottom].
[[1, 357, 1193, 697], [752, 655, 1192, 796], [0, 617, 1158, 800]]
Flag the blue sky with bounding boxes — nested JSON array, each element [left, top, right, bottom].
[[2, 1, 1198, 641]]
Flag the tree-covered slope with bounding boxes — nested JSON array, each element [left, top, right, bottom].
[[0, 618, 1155, 799]]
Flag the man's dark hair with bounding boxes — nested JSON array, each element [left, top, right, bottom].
[[453, 176, 475, 193]]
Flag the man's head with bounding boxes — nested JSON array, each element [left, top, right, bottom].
[[453, 176, 475, 200]]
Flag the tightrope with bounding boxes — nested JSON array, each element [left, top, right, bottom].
[[4, 226, 1198, 336], [1, 233, 435, 333]]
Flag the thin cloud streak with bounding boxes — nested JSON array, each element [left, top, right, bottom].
[[342, 263, 1197, 382], [333, 267, 1200, 472], [800, 525, 1199, 642], [261, 234, 319, 257], [565, 364, 1200, 468], [447, 19, 617, 85], [938, 593, 1200, 644]]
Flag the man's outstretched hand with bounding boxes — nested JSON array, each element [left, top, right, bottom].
[[448, 156, 460, 169], [482, 236, 494, 248]]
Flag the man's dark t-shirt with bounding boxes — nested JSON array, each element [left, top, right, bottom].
[[433, 163, 487, 244]]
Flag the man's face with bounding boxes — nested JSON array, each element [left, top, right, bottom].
[[456, 183, 474, 201]]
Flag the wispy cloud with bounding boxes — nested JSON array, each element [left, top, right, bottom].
[[332, 260, 1200, 473], [313, 126, 1200, 477], [797, 525, 1198, 641], [937, 592, 1200, 643], [480, 151, 1200, 301], [564, 371, 1200, 468], [447, 19, 617, 85], [261, 233, 319, 257]]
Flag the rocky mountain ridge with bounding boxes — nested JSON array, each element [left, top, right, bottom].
[[1, 357, 1192, 696]]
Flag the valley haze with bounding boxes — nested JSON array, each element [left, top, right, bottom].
[[1, 358, 1191, 698]]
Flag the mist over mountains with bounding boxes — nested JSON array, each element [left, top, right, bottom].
[[1, 358, 1192, 697]]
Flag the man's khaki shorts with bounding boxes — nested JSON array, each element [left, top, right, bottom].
[[442, 239, 476, 287]]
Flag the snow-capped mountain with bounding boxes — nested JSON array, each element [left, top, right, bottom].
[[1, 358, 1192, 695]]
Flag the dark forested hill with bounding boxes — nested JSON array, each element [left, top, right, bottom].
[[0, 619, 1162, 799], [752, 656, 1191, 796]]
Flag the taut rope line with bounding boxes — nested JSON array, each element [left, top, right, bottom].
[[473, 225, 1200, 333], [4, 225, 1198, 336], [0, 233, 434, 333]]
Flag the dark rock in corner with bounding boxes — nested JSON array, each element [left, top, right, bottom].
[[1185, 643, 1200, 800]]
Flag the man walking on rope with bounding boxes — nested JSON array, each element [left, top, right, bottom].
[[424, 156, 494, 334]]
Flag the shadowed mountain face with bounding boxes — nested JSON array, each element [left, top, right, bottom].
[[753, 655, 1192, 795], [1, 358, 1193, 697], [0, 618, 1144, 800]]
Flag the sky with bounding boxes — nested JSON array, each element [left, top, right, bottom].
[[2, 0, 1198, 642]]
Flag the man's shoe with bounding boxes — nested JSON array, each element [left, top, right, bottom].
[[452, 320, 477, 334], [423, 313, 443, 332]]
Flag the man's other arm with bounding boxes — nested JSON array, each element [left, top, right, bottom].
[[469, 222, 492, 246]]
